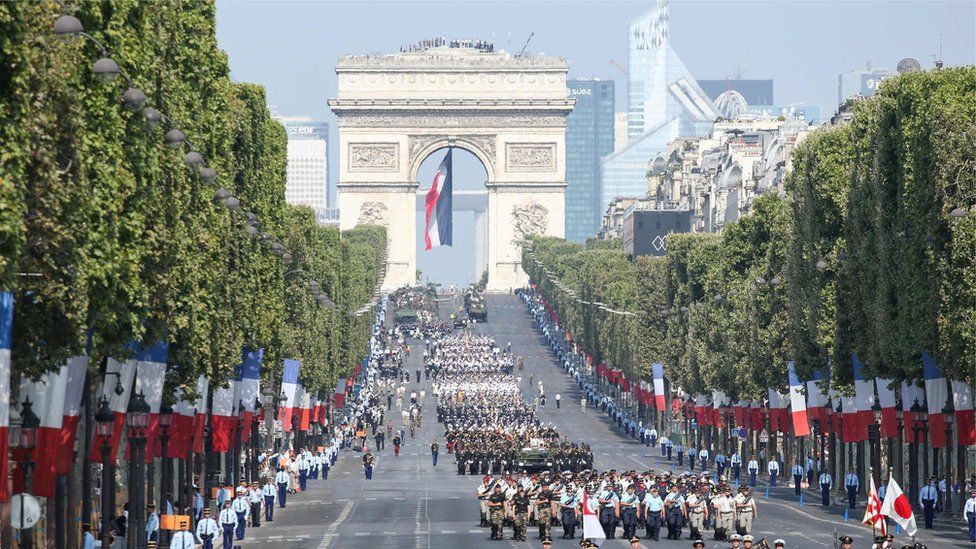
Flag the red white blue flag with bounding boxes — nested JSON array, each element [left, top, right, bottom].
[[424, 149, 453, 250], [788, 361, 810, 436]]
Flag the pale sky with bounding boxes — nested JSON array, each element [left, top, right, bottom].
[[215, 0, 976, 287]]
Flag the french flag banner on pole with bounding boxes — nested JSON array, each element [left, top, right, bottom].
[[0, 292, 11, 503], [922, 351, 948, 448], [135, 340, 168, 462], [19, 365, 68, 497], [169, 388, 195, 459], [424, 148, 453, 250], [88, 354, 137, 463], [281, 359, 300, 433], [58, 356, 87, 473], [951, 381, 975, 446], [652, 363, 666, 411], [806, 369, 827, 426], [841, 395, 859, 443], [210, 378, 238, 453], [237, 348, 263, 440], [901, 381, 925, 444], [787, 362, 810, 436], [851, 354, 874, 442], [298, 383, 312, 432], [875, 378, 899, 438], [191, 376, 209, 454]]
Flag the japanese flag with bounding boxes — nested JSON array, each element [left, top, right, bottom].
[[880, 476, 916, 536]]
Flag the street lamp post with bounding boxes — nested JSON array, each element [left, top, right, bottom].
[[909, 399, 923, 504], [126, 391, 151, 549], [18, 397, 40, 549], [158, 403, 173, 548], [252, 397, 262, 482], [96, 397, 117, 549], [919, 405, 930, 482], [942, 403, 954, 512], [870, 401, 882, 475], [894, 407, 904, 485]]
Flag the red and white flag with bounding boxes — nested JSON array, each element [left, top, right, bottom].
[[880, 476, 916, 536], [862, 475, 887, 536], [767, 388, 788, 433], [191, 376, 209, 454], [169, 387, 195, 459], [875, 378, 899, 438], [788, 362, 810, 436], [89, 356, 137, 463], [951, 381, 975, 447], [806, 370, 828, 426], [19, 367, 68, 497], [581, 492, 606, 546], [211, 379, 238, 452]]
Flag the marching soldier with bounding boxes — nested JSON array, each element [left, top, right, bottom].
[[511, 485, 531, 541], [598, 482, 619, 539], [686, 486, 708, 540], [275, 466, 290, 508], [170, 518, 194, 549], [733, 487, 757, 535], [261, 477, 276, 522], [218, 500, 237, 549], [641, 485, 664, 541], [664, 484, 685, 540], [195, 508, 219, 549], [232, 491, 250, 541], [559, 484, 579, 539], [477, 476, 493, 526], [535, 482, 555, 541], [488, 483, 507, 540], [712, 488, 735, 541], [619, 484, 640, 539], [431, 437, 440, 467], [363, 448, 376, 480]]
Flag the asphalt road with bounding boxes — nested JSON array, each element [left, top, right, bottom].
[[233, 293, 968, 549]]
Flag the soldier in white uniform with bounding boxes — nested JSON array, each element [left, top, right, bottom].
[[195, 508, 219, 549], [169, 518, 194, 549]]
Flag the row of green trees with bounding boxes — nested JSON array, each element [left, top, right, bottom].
[[524, 67, 974, 399], [0, 1, 385, 395]]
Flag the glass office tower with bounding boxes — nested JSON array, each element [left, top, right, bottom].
[[565, 79, 615, 242]]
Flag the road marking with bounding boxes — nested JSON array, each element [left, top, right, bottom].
[[468, 529, 482, 534], [317, 499, 354, 549], [440, 530, 456, 534], [354, 532, 371, 536]]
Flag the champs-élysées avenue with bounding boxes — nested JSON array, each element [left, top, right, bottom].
[[0, 1, 973, 548]]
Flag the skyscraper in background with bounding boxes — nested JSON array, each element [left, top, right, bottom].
[[272, 113, 330, 213], [600, 0, 717, 211], [698, 79, 774, 106], [837, 65, 892, 105], [565, 79, 615, 242]]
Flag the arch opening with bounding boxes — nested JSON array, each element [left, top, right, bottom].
[[414, 147, 489, 289]]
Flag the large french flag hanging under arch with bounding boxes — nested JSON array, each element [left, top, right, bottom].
[[424, 149, 453, 250]]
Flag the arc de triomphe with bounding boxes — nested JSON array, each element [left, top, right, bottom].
[[329, 45, 574, 291]]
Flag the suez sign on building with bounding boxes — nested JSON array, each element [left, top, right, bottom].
[[569, 88, 593, 96]]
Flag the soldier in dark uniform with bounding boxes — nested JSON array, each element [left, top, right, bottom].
[[487, 484, 507, 541], [511, 485, 531, 541], [536, 482, 555, 541]]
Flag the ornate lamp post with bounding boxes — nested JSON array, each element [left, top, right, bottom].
[[96, 397, 117, 548], [919, 403, 929, 482], [909, 399, 923, 503], [251, 397, 262, 482], [942, 403, 954, 512], [126, 391, 151, 549], [18, 397, 40, 549], [159, 402, 173, 501], [870, 401, 882, 475], [894, 406, 904, 484]]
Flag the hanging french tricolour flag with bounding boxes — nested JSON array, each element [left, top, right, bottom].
[[424, 148, 453, 250], [191, 376, 209, 454], [851, 353, 874, 442], [651, 363, 666, 411], [237, 348, 263, 440], [135, 340, 168, 462], [169, 387, 195, 459], [0, 292, 11, 503], [922, 351, 948, 448], [58, 356, 87, 473], [901, 381, 924, 444], [88, 352, 137, 463], [19, 365, 68, 497], [787, 362, 810, 437], [875, 378, 899, 438], [281, 359, 300, 433], [806, 369, 827, 426], [951, 381, 975, 446], [211, 377, 238, 453]]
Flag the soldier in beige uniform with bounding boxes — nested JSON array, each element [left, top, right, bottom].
[[685, 486, 709, 540], [712, 488, 735, 541], [476, 476, 492, 526], [733, 487, 758, 535]]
